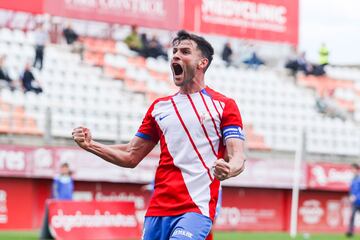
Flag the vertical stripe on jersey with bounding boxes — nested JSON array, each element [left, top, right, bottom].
[[210, 97, 221, 120], [209, 179, 220, 220], [146, 126, 202, 217], [171, 98, 214, 182], [187, 94, 218, 158], [199, 92, 222, 140]]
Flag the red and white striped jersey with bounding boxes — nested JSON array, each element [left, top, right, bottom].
[[136, 86, 244, 221]]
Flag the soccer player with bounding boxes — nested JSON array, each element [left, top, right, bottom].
[[72, 30, 246, 240]]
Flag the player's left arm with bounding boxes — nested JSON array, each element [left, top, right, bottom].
[[213, 138, 246, 181]]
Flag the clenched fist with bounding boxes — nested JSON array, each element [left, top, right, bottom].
[[213, 158, 231, 181], [72, 126, 92, 150]]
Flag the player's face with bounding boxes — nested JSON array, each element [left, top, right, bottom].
[[171, 40, 203, 87]]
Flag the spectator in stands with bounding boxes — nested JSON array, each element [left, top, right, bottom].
[[296, 52, 312, 75], [124, 25, 144, 55], [285, 51, 326, 77], [315, 90, 347, 121], [21, 63, 43, 94], [146, 35, 168, 60], [243, 51, 264, 70], [346, 163, 360, 238], [33, 24, 49, 71], [0, 56, 15, 91], [319, 43, 329, 66], [62, 23, 79, 45], [221, 41, 233, 67], [52, 162, 74, 200]]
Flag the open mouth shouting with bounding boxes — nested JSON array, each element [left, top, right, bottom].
[[171, 63, 184, 81]]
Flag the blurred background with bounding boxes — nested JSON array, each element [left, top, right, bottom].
[[0, 0, 359, 239]]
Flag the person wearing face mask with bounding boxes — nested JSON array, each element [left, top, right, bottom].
[[72, 30, 246, 240]]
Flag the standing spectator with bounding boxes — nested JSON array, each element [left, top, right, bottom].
[[52, 162, 74, 200], [319, 43, 329, 66], [124, 25, 144, 55], [33, 24, 49, 70], [21, 63, 43, 94], [221, 41, 233, 67], [40, 162, 74, 239], [346, 163, 360, 238], [62, 23, 79, 45], [0, 56, 15, 91]]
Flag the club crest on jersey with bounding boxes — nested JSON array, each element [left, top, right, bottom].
[[200, 112, 210, 125]]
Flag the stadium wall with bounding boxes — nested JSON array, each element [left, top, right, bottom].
[[0, 178, 358, 233]]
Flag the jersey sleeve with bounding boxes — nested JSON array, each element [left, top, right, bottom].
[[220, 98, 245, 141], [135, 101, 160, 143]]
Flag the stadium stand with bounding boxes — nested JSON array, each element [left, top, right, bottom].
[[0, 24, 359, 156]]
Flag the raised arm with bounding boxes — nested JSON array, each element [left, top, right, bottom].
[[213, 138, 246, 181], [72, 126, 156, 168]]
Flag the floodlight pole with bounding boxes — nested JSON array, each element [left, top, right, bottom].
[[290, 128, 305, 239]]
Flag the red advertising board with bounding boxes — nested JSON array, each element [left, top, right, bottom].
[[0, 0, 44, 14], [216, 188, 287, 231], [307, 163, 353, 191], [225, 158, 307, 189], [0, 0, 298, 45], [48, 200, 140, 239], [44, 0, 181, 30], [0, 145, 308, 189], [0, 145, 158, 184], [183, 0, 299, 45], [297, 191, 359, 233]]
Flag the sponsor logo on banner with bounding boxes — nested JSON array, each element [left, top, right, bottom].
[[64, 0, 166, 17], [33, 148, 53, 169], [0, 190, 7, 224], [51, 209, 137, 232], [217, 207, 276, 226], [299, 200, 324, 224], [201, 0, 287, 32], [308, 163, 353, 190], [48, 201, 141, 239], [0, 150, 25, 172]]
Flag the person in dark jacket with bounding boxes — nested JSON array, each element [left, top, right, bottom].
[[63, 23, 79, 45], [0, 56, 15, 91], [346, 163, 360, 238], [221, 41, 233, 67], [21, 63, 43, 94]]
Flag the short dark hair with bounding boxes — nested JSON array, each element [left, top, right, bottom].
[[61, 162, 69, 168], [172, 30, 214, 72], [351, 163, 359, 170]]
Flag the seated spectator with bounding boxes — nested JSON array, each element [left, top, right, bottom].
[[285, 51, 326, 77], [62, 23, 79, 45], [124, 25, 144, 55], [221, 41, 233, 66], [315, 91, 347, 121], [243, 51, 264, 70], [145, 35, 168, 60], [0, 56, 15, 91], [21, 63, 43, 94]]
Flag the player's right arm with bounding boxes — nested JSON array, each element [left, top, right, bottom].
[[72, 126, 156, 168]]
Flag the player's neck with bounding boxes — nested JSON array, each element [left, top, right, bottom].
[[179, 75, 205, 94]]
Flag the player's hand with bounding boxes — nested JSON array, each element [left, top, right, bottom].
[[72, 126, 93, 150], [213, 158, 231, 181]]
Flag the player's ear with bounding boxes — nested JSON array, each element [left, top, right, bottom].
[[198, 58, 208, 70]]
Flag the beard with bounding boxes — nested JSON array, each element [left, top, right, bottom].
[[175, 65, 196, 87]]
